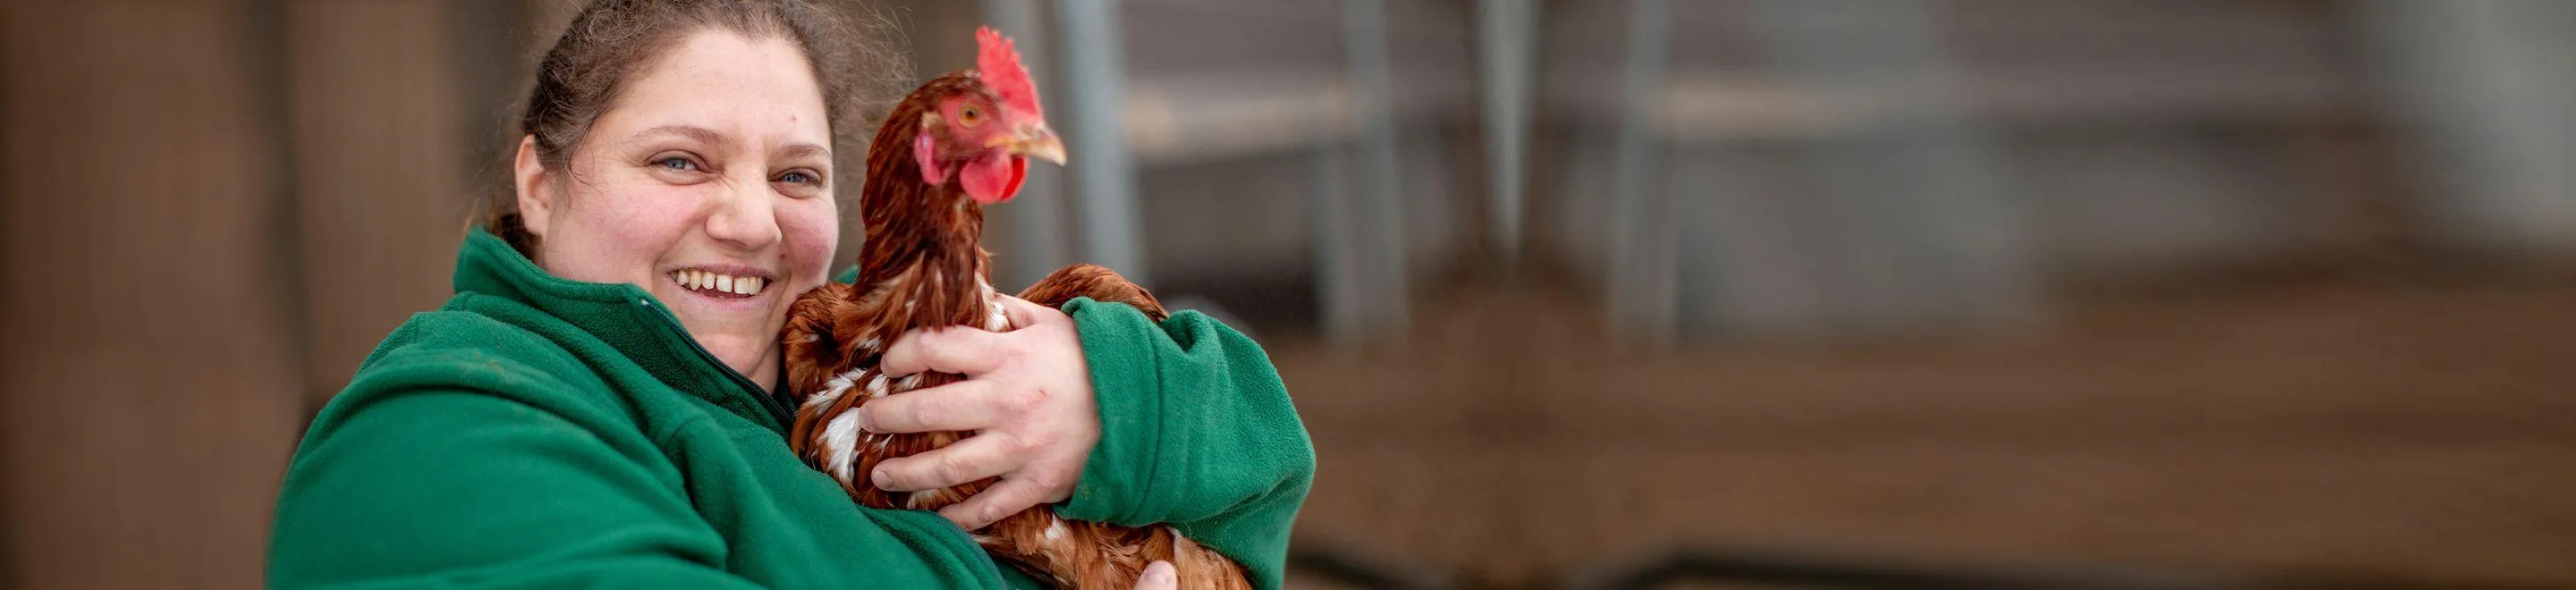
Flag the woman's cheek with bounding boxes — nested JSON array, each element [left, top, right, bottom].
[[781, 197, 839, 290], [608, 187, 704, 261], [552, 172, 697, 284]]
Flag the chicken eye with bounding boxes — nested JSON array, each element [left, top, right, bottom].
[[958, 105, 983, 127]]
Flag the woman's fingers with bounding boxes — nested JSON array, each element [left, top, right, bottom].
[[880, 326, 1010, 376], [1134, 561, 1177, 590], [864, 294, 1099, 530], [869, 431, 1025, 492], [859, 379, 1036, 434], [936, 476, 1054, 530], [994, 294, 1064, 329]]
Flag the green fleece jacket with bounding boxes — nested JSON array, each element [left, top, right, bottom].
[[268, 230, 1314, 589]]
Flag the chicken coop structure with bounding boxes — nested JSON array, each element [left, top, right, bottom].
[[954, 0, 2576, 350]]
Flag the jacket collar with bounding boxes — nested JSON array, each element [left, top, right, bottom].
[[451, 229, 792, 434]]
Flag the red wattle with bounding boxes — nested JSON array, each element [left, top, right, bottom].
[[1004, 156, 1028, 199], [960, 155, 1028, 204]]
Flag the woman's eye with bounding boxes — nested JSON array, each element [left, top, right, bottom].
[[777, 171, 818, 185], [655, 156, 697, 172]]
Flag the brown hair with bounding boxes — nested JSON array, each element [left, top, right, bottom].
[[484, 0, 910, 254]]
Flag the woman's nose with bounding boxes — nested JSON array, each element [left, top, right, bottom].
[[706, 175, 783, 250]]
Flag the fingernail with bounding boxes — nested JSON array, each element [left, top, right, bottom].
[[1142, 561, 1175, 585], [870, 468, 890, 489], [853, 408, 875, 432]]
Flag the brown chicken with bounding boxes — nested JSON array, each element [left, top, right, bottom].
[[780, 28, 1250, 590]]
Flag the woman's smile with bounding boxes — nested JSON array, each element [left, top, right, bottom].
[[665, 265, 776, 299]]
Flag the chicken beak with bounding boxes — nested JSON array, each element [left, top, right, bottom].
[[1004, 123, 1066, 165]]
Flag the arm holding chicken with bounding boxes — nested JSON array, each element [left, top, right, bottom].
[[865, 294, 1316, 590], [783, 27, 1309, 589]]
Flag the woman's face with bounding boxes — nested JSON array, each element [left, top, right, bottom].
[[516, 30, 839, 390]]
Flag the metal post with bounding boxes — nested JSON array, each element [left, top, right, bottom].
[[1310, 142, 1367, 342], [1607, 0, 1675, 343], [1478, 0, 1537, 265], [1343, 0, 1409, 335], [1057, 0, 1148, 283], [981, 0, 1072, 289]]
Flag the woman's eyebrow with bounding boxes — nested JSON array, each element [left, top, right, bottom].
[[631, 124, 727, 146], [777, 142, 830, 163]]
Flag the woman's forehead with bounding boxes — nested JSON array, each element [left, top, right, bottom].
[[599, 30, 832, 151]]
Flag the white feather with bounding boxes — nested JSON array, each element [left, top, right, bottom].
[[821, 409, 863, 484], [809, 367, 867, 409], [866, 373, 892, 400]]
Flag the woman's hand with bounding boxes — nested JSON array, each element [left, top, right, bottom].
[[860, 295, 1099, 529]]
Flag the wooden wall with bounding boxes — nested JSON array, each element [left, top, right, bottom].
[[286, 0, 476, 411], [6, 1, 532, 587], [3, 2, 307, 587]]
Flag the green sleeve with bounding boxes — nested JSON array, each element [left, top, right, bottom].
[[1055, 298, 1317, 590], [270, 384, 756, 589]]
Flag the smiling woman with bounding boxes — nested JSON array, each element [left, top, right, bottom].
[[264, 1, 1313, 589]]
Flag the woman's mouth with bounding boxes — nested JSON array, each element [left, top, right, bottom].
[[668, 268, 768, 299]]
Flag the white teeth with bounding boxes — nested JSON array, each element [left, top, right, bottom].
[[672, 269, 766, 296]]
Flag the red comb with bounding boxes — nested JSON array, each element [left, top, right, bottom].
[[976, 27, 1042, 118]]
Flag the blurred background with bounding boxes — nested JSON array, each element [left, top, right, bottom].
[[6, 0, 2576, 587]]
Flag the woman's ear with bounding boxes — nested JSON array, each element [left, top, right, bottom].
[[513, 134, 554, 240]]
